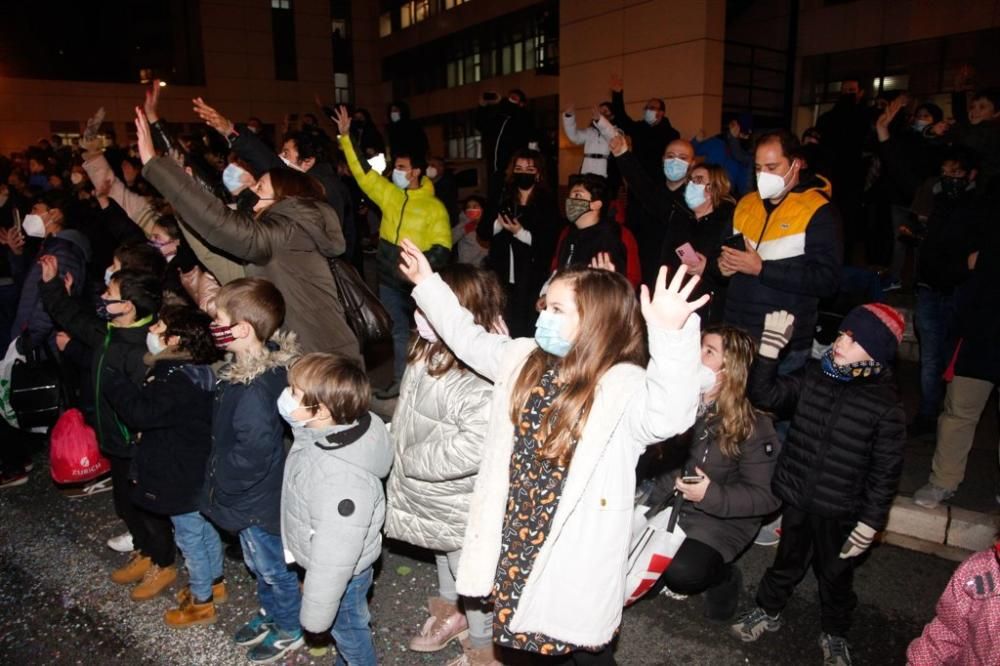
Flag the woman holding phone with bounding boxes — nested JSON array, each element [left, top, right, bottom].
[[645, 325, 781, 621], [678, 163, 737, 324]]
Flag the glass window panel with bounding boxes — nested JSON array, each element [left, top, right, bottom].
[[513, 41, 523, 72], [502, 45, 511, 74], [379, 12, 392, 37], [400, 3, 411, 29], [447, 61, 457, 88]]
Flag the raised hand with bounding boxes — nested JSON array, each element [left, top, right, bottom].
[[63, 271, 74, 295], [759, 310, 795, 359], [193, 97, 235, 136], [639, 265, 710, 331], [875, 95, 907, 142], [609, 134, 628, 157], [589, 252, 616, 273], [6, 225, 25, 256], [83, 107, 106, 144], [39, 255, 59, 283], [398, 238, 433, 286], [144, 80, 162, 123], [610, 73, 623, 93], [332, 105, 352, 136], [134, 107, 156, 165]]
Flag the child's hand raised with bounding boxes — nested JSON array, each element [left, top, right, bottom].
[[398, 238, 433, 286], [639, 265, 709, 331], [38, 255, 59, 283]]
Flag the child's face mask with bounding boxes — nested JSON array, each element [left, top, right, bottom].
[[276, 387, 321, 428]]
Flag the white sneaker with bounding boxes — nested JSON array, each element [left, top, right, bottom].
[[913, 482, 954, 509], [754, 516, 782, 546], [107, 531, 134, 553]]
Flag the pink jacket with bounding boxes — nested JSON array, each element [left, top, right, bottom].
[[907, 548, 1000, 665]]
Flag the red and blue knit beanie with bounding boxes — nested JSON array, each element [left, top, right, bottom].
[[839, 303, 905, 366]]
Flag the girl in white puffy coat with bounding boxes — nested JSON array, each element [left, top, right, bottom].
[[385, 264, 508, 666]]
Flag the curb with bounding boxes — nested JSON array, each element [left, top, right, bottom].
[[885, 495, 997, 562]]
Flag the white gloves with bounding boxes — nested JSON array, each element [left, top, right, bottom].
[[759, 310, 796, 359], [839, 522, 878, 559]]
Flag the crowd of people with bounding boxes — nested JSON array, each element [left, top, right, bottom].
[[0, 69, 998, 666]]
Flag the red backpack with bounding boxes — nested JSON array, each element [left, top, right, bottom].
[[50, 408, 110, 484]]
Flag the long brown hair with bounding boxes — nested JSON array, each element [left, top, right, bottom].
[[509, 267, 647, 466], [703, 325, 757, 458], [503, 148, 547, 206], [267, 168, 326, 203], [408, 264, 506, 377]]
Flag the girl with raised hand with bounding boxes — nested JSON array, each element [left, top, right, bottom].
[[397, 238, 707, 665]]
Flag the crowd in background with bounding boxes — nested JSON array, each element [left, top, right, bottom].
[[0, 68, 997, 666]]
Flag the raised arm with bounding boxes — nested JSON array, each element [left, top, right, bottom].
[[610, 135, 679, 221], [746, 311, 804, 418], [561, 106, 589, 146]]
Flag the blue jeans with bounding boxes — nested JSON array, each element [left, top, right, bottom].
[[330, 567, 377, 666], [170, 512, 223, 602], [239, 526, 302, 633], [378, 284, 414, 382], [915, 286, 958, 419]]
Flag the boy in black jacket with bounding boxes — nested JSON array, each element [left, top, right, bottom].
[[731, 304, 906, 666]]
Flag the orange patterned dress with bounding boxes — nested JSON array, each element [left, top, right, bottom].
[[493, 367, 576, 655]]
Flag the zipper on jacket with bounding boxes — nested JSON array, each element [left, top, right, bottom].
[[801, 383, 847, 501], [756, 206, 776, 247], [394, 190, 410, 244]]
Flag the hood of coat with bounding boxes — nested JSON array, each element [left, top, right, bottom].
[[217, 329, 300, 385], [264, 197, 343, 259], [51, 229, 92, 263], [292, 412, 393, 479]]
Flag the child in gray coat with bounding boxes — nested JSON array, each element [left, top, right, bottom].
[[279, 352, 392, 666]]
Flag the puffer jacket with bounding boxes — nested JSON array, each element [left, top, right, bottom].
[[748, 356, 906, 530], [385, 358, 493, 552], [202, 332, 299, 534], [142, 156, 359, 362], [101, 351, 214, 515], [338, 134, 451, 290], [281, 412, 393, 633], [672, 411, 781, 562]]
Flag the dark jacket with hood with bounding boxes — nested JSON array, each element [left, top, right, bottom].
[[202, 332, 299, 534], [953, 217, 1000, 384], [229, 123, 355, 258], [748, 356, 906, 530], [916, 185, 988, 291], [11, 229, 90, 348], [667, 411, 781, 562], [142, 156, 360, 362], [40, 278, 151, 458], [553, 217, 627, 277], [101, 351, 215, 515], [611, 89, 680, 180], [476, 99, 534, 176], [386, 101, 429, 162]]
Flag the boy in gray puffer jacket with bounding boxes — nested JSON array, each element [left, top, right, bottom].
[[278, 353, 392, 666]]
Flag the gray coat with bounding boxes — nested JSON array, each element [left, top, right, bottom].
[[385, 358, 492, 552], [280, 412, 392, 633], [142, 156, 360, 362], [674, 412, 782, 562]]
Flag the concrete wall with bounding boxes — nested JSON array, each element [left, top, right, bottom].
[[0, 0, 334, 156], [557, 0, 727, 179]]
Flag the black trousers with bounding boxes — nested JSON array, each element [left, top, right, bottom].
[[108, 455, 174, 567], [510, 644, 616, 666], [755, 505, 858, 636], [660, 538, 726, 595], [0, 418, 34, 471]]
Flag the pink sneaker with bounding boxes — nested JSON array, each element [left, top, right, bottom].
[[408, 597, 469, 652]]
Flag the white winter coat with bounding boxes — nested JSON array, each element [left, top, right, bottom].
[[562, 111, 611, 177], [412, 273, 701, 648], [385, 358, 492, 552]]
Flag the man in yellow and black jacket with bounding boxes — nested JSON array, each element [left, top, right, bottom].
[[718, 129, 841, 368], [334, 106, 451, 398]]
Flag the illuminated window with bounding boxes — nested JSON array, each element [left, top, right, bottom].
[[379, 11, 392, 37], [271, 0, 290, 8], [334, 73, 350, 103], [445, 0, 471, 8], [414, 0, 431, 23]]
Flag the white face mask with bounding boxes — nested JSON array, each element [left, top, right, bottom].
[[414, 311, 438, 343], [279, 155, 305, 173], [392, 168, 411, 189], [390, 111, 401, 123], [698, 363, 720, 394], [757, 163, 794, 200], [425, 166, 439, 181], [146, 331, 167, 355], [276, 387, 321, 428], [22, 213, 47, 238]]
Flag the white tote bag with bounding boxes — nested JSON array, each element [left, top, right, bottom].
[[624, 494, 687, 606], [0, 338, 25, 427]]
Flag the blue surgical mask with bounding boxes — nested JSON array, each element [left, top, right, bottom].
[[222, 163, 248, 194], [663, 158, 689, 182], [104, 267, 114, 286], [912, 120, 930, 132], [392, 168, 410, 189], [644, 109, 658, 125], [390, 111, 401, 123], [534, 310, 572, 357], [684, 182, 707, 209]]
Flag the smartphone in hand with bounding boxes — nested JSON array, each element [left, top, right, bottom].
[[681, 475, 705, 484], [722, 233, 746, 252], [675, 242, 700, 267]]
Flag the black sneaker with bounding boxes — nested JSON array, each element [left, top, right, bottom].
[[730, 607, 782, 642], [819, 632, 853, 666], [0, 469, 28, 489], [234, 610, 274, 647]]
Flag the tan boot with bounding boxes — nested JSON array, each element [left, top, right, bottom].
[[408, 596, 469, 652], [164, 596, 216, 629], [130, 564, 177, 601], [445, 642, 502, 666], [175, 580, 227, 606], [110, 552, 151, 585]]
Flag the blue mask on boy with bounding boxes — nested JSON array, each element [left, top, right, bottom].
[[534, 310, 572, 357]]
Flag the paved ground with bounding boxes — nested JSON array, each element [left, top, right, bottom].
[[0, 458, 959, 666]]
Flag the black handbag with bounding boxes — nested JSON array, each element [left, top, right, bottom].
[[10, 336, 65, 429], [327, 258, 393, 347]]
